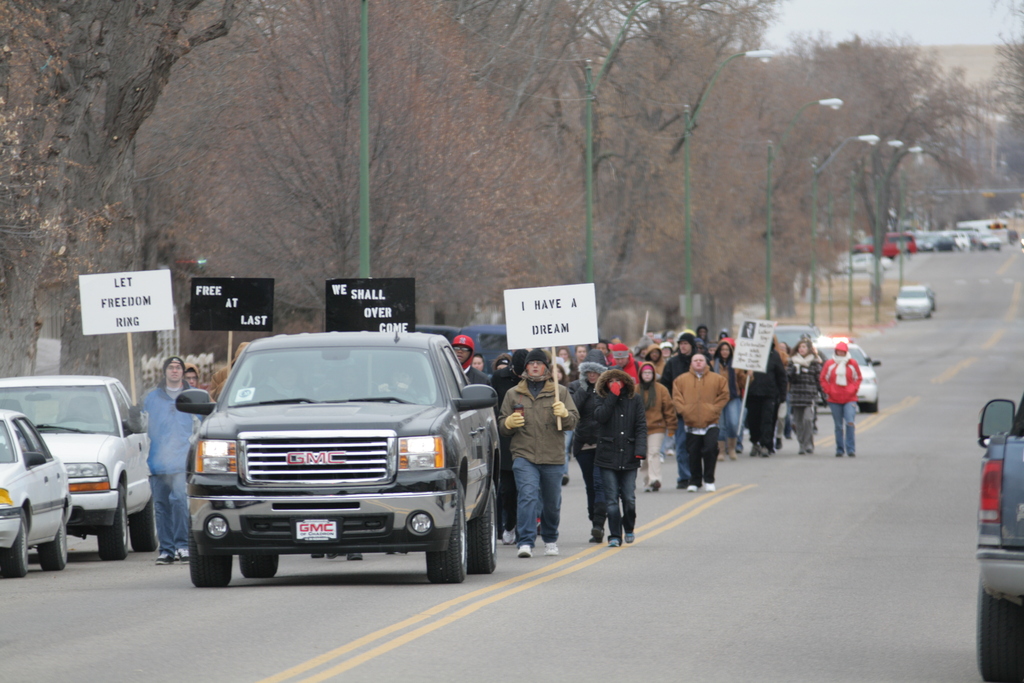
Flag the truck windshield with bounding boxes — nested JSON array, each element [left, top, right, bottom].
[[0, 385, 119, 436], [224, 347, 440, 407]]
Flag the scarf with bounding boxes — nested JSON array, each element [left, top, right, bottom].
[[640, 380, 657, 410], [791, 353, 816, 369], [833, 355, 850, 386]]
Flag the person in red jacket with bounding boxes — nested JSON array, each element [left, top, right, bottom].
[[819, 341, 862, 457], [608, 343, 639, 382]]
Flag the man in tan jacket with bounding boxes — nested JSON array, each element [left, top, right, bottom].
[[499, 348, 579, 558], [672, 353, 729, 492]]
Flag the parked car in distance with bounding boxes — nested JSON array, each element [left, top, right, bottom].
[[843, 253, 893, 274], [883, 232, 917, 257], [0, 377, 156, 560], [815, 338, 880, 413], [916, 235, 937, 252], [0, 409, 69, 577], [976, 233, 1003, 251], [895, 284, 935, 320], [773, 324, 822, 353]]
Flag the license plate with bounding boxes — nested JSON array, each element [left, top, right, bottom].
[[295, 519, 338, 542]]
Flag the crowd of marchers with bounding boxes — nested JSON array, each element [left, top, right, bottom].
[[446, 326, 862, 555]]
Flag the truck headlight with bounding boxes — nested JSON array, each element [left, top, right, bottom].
[[197, 440, 237, 474], [399, 436, 444, 470], [65, 463, 111, 491]]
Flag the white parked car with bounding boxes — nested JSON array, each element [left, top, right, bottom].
[[0, 377, 156, 560], [0, 409, 69, 577], [977, 233, 1003, 251], [815, 339, 880, 414], [842, 253, 893, 274], [895, 285, 935, 320]]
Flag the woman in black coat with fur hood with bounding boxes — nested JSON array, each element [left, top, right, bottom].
[[594, 368, 648, 548]]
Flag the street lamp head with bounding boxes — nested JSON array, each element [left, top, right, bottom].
[[908, 145, 923, 154], [857, 135, 880, 145], [887, 140, 904, 148], [818, 98, 843, 110], [744, 49, 774, 62]]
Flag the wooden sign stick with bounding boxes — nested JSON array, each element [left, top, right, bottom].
[[551, 346, 562, 430]]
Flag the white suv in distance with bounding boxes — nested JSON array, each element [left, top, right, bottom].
[[0, 377, 156, 560]]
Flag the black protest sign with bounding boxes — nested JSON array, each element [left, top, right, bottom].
[[190, 278, 275, 331], [325, 278, 416, 333]]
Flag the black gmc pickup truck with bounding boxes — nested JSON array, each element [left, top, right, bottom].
[[175, 332, 499, 587]]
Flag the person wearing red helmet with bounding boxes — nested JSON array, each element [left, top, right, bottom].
[[452, 334, 490, 385], [820, 341, 862, 457]]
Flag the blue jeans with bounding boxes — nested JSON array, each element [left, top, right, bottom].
[[828, 402, 857, 455], [563, 430, 574, 475], [150, 473, 189, 556], [600, 468, 637, 541], [675, 426, 691, 484], [512, 458, 563, 547], [718, 398, 742, 440]]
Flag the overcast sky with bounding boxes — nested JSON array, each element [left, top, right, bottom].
[[764, 0, 1013, 49]]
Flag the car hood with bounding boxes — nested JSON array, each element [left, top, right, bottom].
[[41, 433, 116, 464], [202, 403, 450, 439]]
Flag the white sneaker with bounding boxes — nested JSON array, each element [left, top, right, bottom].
[[543, 542, 559, 556], [517, 545, 533, 558], [502, 529, 515, 545], [704, 483, 716, 492], [175, 548, 190, 563], [686, 485, 698, 492]]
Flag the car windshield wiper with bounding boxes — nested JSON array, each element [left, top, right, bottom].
[[34, 424, 88, 433], [340, 396, 413, 404], [245, 398, 317, 406]]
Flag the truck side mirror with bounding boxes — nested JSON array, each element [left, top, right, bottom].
[[123, 405, 146, 435], [979, 399, 1016, 447], [176, 388, 216, 416], [454, 384, 497, 411]]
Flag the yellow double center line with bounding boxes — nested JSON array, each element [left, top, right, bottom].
[[931, 356, 978, 384], [817, 395, 920, 448], [1005, 281, 1022, 322], [258, 484, 755, 683]]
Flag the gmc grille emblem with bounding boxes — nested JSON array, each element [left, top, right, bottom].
[[287, 451, 349, 465]]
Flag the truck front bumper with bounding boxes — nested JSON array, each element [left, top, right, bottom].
[[190, 490, 459, 555], [978, 548, 1024, 598]]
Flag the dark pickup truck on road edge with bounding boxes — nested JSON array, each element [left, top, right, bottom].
[[976, 396, 1024, 681], [175, 332, 499, 587]]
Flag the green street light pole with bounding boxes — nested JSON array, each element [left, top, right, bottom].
[[898, 171, 906, 289], [359, 0, 370, 277], [766, 98, 842, 322], [848, 170, 856, 333]]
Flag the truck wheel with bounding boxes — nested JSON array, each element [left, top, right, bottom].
[[467, 483, 496, 575], [978, 580, 1024, 682], [189, 534, 233, 588], [426, 483, 467, 584], [129, 497, 158, 553], [239, 554, 279, 579], [0, 512, 29, 578], [97, 485, 129, 561], [37, 521, 68, 571]]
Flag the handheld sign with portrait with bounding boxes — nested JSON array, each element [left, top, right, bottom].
[[325, 278, 416, 333], [503, 283, 598, 350], [190, 278, 275, 331], [732, 320, 777, 372], [79, 269, 175, 336]]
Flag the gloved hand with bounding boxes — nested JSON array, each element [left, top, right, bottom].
[[552, 401, 569, 419], [504, 412, 525, 430], [635, 453, 646, 460], [608, 380, 623, 396]]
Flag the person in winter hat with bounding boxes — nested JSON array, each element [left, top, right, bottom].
[[672, 353, 729, 492], [568, 348, 609, 542], [642, 344, 667, 379], [452, 334, 490, 385], [499, 348, 579, 558], [637, 362, 675, 492], [608, 343, 639, 382], [143, 356, 199, 564], [787, 339, 822, 455], [660, 332, 696, 486], [820, 341, 861, 457], [491, 349, 529, 544], [594, 366, 647, 547]]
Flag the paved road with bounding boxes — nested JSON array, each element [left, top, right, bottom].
[[3, 249, 1021, 683]]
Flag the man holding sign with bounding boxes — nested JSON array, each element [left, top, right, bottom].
[[499, 349, 579, 559]]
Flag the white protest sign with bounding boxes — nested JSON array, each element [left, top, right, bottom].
[[504, 283, 599, 350], [732, 319, 777, 372], [79, 269, 175, 336]]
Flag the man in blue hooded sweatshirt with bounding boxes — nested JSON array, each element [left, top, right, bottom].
[[143, 356, 198, 564]]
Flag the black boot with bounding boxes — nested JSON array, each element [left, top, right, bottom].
[[590, 509, 606, 543]]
